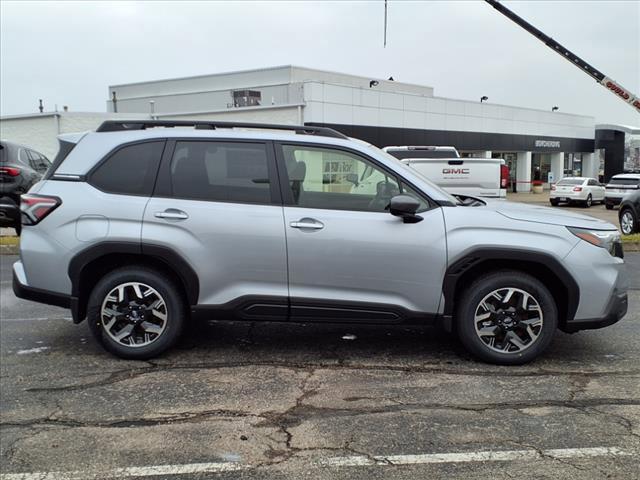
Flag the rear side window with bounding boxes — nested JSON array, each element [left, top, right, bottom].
[[90, 141, 165, 196], [170, 141, 272, 204]]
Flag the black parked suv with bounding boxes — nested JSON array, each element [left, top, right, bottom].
[[619, 190, 640, 235], [0, 141, 51, 235]]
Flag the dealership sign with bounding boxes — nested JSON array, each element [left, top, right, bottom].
[[535, 140, 561, 148]]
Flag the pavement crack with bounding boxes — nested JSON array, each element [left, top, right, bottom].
[[0, 408, 262, 430]]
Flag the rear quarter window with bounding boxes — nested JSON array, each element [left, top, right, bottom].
[[89, 141, 165, 196]]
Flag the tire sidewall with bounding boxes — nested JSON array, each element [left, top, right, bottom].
[[456, 272, 558, 365], [87, 268, 186, 359], [585, 194, 592, 207], [620, 209, 636, 235]]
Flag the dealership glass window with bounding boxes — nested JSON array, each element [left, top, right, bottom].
[[281, 145, 407, 212], [531, 153, 551, 184]]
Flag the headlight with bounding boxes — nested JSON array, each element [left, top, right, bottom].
[[567, 227, 623, 258]]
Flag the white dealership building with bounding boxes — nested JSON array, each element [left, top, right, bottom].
[[2, 66, 632, 188]]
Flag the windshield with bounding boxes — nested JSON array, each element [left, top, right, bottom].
[[372, 146, 461, 205], [558, 179, 584, 185]]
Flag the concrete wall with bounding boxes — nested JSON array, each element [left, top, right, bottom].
[[157, 105, 300, 124], [0, 112, 148, 159], [303, 81, 594, 140]]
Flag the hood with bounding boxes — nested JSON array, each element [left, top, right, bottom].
[[482, 199, 617, 230]]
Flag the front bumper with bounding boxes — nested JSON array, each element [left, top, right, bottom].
[[561, 289, 628, 332]]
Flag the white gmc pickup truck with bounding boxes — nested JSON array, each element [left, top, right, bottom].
[[384, 146, 509, 198]]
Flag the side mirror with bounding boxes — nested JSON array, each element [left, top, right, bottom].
[[389, 195, 423, 223]]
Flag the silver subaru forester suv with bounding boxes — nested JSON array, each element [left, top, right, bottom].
[[13, 121, 628, 365]]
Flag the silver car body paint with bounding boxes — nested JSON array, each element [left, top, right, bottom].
[[14, 127, 625, 324]]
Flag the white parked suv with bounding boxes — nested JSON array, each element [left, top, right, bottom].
[[605, 173, 640, 210], [549, 177, 605, 208]]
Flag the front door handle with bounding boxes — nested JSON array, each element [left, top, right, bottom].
[[290, 218, 324, 230], [155, 209, 189, 220]]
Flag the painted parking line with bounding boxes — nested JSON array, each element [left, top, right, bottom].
[[0, 446, 634, 480], [319, 446, 633, 467]]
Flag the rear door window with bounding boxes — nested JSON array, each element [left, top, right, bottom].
[[169, 141, 275, 204], [90, 141, 165, 196]]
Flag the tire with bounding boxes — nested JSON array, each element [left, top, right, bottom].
[[13, 222, 21, 236], [549, 199, 559, 206], [605, 203, 614, 210], [584, 194, 592, 208], [456, 270, 558, 365], [87, 266, 187, 359], [620, 208, 638, 235]]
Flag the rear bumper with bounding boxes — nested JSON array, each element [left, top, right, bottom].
[[549, 192, 585, 201], [562, 289, 628, 333], [12, 261, 79, 320]]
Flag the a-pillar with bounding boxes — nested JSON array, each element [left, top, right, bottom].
[[550, 152, 564, 184], [582, 153, 597, 179], [516, 151, 532, 192]]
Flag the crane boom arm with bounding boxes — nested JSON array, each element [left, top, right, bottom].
[[485, 0, 640, 113]]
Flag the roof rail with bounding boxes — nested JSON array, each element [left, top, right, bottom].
[[95, 120, 349, 139]]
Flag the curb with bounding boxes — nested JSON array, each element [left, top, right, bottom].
[[623, 242, 640, 253], [0, 244, 19, 255]]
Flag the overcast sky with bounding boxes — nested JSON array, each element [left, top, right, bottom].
[[1, 0, 638, 126]]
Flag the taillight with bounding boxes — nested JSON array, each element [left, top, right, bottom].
[[573, 187, 583, 192], [20, 194, 61, 225], [0, 166, 21, 176], [500, 165, 509, 189], [551, 185, 556, 191]]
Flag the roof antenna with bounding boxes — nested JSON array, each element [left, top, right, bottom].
[[383, 0, 388, 47]]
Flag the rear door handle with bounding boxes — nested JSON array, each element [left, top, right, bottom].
[[290, 218, 324, 230], [155, 209, 189, 220]]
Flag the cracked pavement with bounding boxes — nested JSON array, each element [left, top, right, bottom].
[[1, 254, 639, 479]]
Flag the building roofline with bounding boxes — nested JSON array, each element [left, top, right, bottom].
[[596, 124, 640, 134], [108, 65, 297, 89], [108, 64, 434, 92]]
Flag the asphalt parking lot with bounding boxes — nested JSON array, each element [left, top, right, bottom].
[[0, 251, 639, 480]]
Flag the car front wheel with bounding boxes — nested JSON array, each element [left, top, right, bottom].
[[456, 271, 558, 365], [87, 267, 187, 359], [620, 208, 637, 235]]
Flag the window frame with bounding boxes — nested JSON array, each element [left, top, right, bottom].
[[153, 138, 282, 206], [87, 139, 167, 197], [274, 141, 435, 212]]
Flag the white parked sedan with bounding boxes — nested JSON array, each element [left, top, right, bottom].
[[549, 177, 605, 208]]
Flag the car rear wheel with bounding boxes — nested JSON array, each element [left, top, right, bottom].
[[456, 271, 558, 365], [87, 267, 186, 359], [620, 209, 637, 235], [584, 194, 592, 208], [549, 199, 559, 206]]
